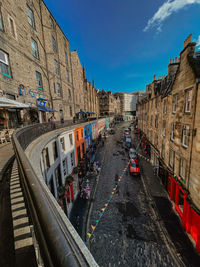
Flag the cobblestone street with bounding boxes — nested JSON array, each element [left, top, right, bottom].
[[88, 123, 177, 267]]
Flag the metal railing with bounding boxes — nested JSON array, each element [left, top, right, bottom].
[[12, 124, 98, 267]]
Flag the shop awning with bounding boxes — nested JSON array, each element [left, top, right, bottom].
[[0, 97, 29, 109], [37, 105, 57, 112]]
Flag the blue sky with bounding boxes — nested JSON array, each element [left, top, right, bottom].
[[45, 0, 200, 93]]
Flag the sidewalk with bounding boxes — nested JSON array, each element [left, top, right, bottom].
[[134, 135, 200, 267], [69, 141, 105, 242], [0, 143, 14, 181]]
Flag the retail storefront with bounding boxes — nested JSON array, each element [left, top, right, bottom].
[[167, 174, 200, 252], [0, 97, 29, 129]]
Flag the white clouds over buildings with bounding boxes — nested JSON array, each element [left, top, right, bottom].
[[144, 0, 200, 32]]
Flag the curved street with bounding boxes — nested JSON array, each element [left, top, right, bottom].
[[87, 122, 177, 267]]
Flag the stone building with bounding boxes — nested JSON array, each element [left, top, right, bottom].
[[70, 50, 84, 114], [83, 66, 99, 116], [137, 34, 200, 252], [0, 0, 75, 127], [97, 90, 120, 116]]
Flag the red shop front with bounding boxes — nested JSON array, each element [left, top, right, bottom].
[[168, 174, 188, 220], [183, 198, 200, 253], [168, 174, 200, 252]]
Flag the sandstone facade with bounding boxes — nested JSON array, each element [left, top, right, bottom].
[[137, 34, 200, 210]]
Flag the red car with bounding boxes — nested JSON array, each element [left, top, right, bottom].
[[129, 159, 140, 176]]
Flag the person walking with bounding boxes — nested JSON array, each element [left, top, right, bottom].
[[50, 115, 56, 129]]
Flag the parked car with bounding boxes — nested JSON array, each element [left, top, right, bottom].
[[129, 148, 137, 159], [129, 159, 140, 176], [125, 136, 132, 149]]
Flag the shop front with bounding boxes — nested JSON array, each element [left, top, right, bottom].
[[165, 174, 200, 250], [0, 97, 29, 129]]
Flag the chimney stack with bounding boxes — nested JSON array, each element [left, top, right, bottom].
[[153, 74, 156, 81]]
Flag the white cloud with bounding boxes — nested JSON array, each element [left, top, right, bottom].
[[196, 35, 200, 50], [144, 0, 200, 32]]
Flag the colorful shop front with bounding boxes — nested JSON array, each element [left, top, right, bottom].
[[167, 173, 200, 252], [74, 126, 85, 164], [84, 123, 92, 151]]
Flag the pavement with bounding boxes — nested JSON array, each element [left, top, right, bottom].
[[0, 143, 14, 181], [133, 133, 200, 267]]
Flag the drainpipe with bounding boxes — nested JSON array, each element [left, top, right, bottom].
[[70, 52, 76, 117], [39, 0, 53, 110], [187, 79, 199, 189]]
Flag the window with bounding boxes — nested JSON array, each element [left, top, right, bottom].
[[36, 71, 43, 89], [82, 142, 85, 154], [63, 37, 67, 48], [56, 83, 61, 96], [60, 137, 65, 151], [182, 125, 190, 148], [161, 143, 165, 159], [154, 134, 158, 146], [76, 131, 79, 141], [163, 99, 167, 114], [0, 11, 4, 31], [155, 115, 158, 128], [169, 149, 175, 170], [0, 50, 11, 77], [71, 152, 75, 167], [63, 158, 68, 177], [54, 59, 59, 74], [50, 17, 54, 28], [81, 129, 83, 138], [27, 6, 35, 28], [66, 70, 69, 82], [43, 147, 50, 169], [52, 141, 58, 160], [69, 133, 73, 146], [69, 106, 72, 117], [163, 120, 166, 136], [185, 90, 192, 113], [68, 89, 71, 100], [85, 128, 87, 136], [172, 94, 178, 113], [9, 18, 15, 37], [156, 98, 158, 108], [55, 165, 62, 187], [179, 158, 186, 180], [170, 123, 175, 141], [31, 38, 39, 59], [65, 52, 68, 65], [52, 36, 57, 52], [151, 115, 153, 126]]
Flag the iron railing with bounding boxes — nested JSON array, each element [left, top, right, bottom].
[[12, 124, 98, 267]]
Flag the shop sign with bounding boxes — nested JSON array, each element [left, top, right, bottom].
[[18, 86, 48, 101]]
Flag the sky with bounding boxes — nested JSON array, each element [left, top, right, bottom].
[[45, 0, 200, 93]]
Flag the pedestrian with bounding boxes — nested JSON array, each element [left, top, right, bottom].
[[153, 167, 158, 176], [74, 215, 80, 230], [93, 162, 97, 175], [50, 115, 56, 129]]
